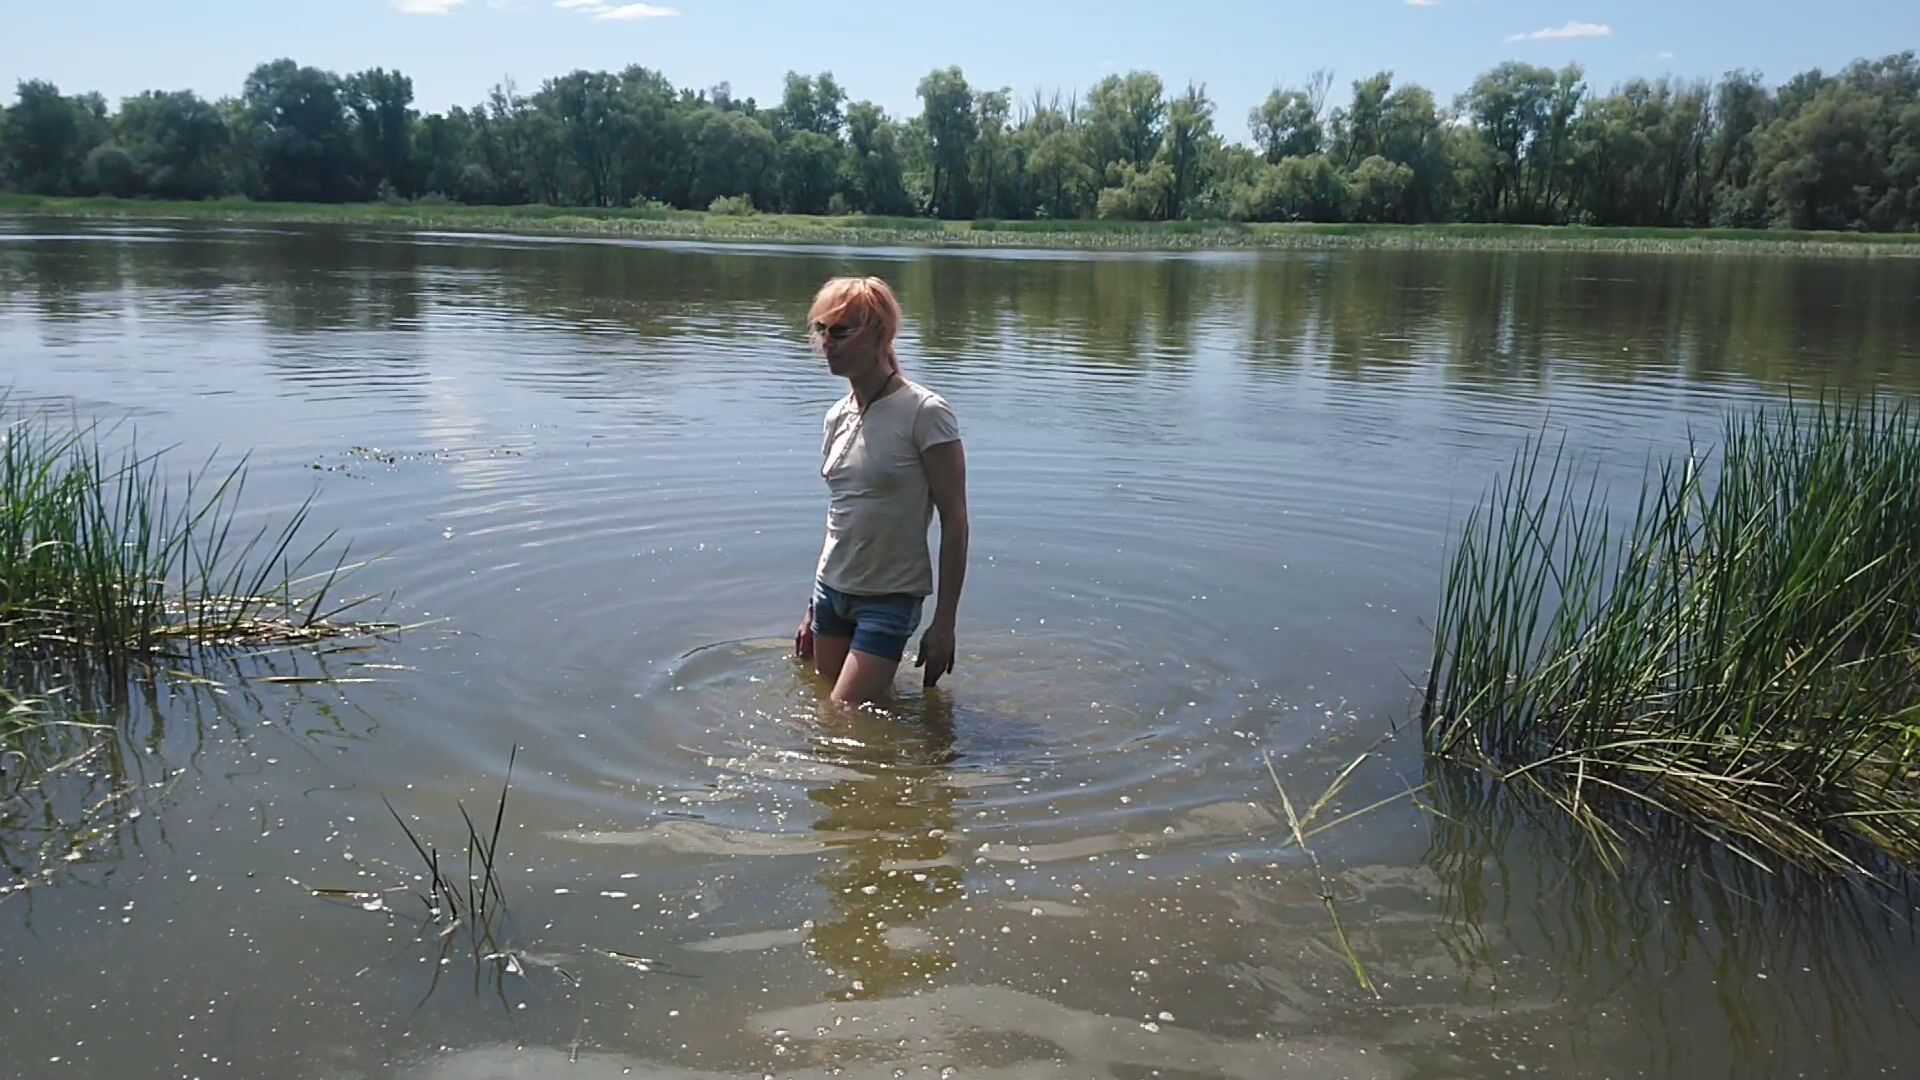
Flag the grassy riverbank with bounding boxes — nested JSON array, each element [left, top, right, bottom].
[[7, 194, 1920, 256]]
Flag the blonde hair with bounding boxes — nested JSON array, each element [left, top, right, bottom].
[[809, 276, 902, 373]]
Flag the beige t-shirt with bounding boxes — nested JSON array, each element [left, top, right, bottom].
[[815, 378, 961, 598]]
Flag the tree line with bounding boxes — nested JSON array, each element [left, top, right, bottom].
[[2, 51, 1916, 231]]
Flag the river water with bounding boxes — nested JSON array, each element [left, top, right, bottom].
[[3, 218, 1919, 1079]]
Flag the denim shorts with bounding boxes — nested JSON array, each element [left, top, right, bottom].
[[811, 580, 924, 662]]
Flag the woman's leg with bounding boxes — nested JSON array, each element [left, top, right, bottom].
[[813, 633, 852, 683], [828, 593, 922, 705], [831, 648, 901, 704]]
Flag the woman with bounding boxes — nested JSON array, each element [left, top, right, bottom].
[[793, 276, 969, 705]]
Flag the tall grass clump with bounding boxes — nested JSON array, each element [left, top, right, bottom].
[[1423, 397, 1920, 877], [0, 405, 372, 656]]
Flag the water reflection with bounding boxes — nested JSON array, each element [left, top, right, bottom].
[[9, 219, 1918, 405], [6, 217, 1920, 1078], [0, 639, 404, 921], [1423, 762, 1920, 1078], [3, 674, 186, 921], [804, 693, 963, 1001]]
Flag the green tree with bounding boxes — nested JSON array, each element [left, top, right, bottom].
[[477, 82, 545, 204], [344, 68, 417, 197], [1755, 81, 1887, 229], [778, 130, 839, 213], [4, 48, 1915, 234], [1158, 83, 1217, 219], [1377, 84, 1450, 220], [1704, 70, 1775, 226], [1774, 68, 1832, 118], [415, 109, 473, 200], [916, 67, 977, 217], [687, 107, 775, 208], [534, 70, 629, 206], [1574, 77, 1711, 226], [897, 116, 933, 210], [772, 71, 846, 140], [1331, 71, 1393, 166], [1459, 62, 1558, 219], [615, 66, 680, 203], [1233, 154, 1348, 221], [1526, 66, 1587, 221], [1095, 159, 1173, 219], [1194, 141, 1261, 219], [1026, 128, 1094, 219], [1882, 97, 1920, 229], [241, 60, 359, 201], [215, 94, 264, 198], [114, 90, 231, 199], [84, 142, 139, 197], [1085, 71, 1166, 169], [1347, 155, 1413, 222], [968, 88, 1019, 218], [1250, 71, 1331, 162], [843, 101, 911, 215], [1, 80, 107, 194], [1319, 73, 1452, 220]]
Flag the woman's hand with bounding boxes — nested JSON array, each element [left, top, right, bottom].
[[795, 607, 815, 660], [915, 620, 956, 686]]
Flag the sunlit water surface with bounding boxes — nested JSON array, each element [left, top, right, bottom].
[[3, 218, 1920, 1079]]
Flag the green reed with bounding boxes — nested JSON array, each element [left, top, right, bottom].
[[1423, 396, 1920, 876], [0, 405, 369, 657]]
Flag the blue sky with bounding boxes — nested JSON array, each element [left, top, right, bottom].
[[4, 0, 1915, 141]]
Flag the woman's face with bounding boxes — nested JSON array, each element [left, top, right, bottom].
[[812, 314, 881, 379]]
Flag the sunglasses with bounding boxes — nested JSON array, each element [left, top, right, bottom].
[[810, 320, 864, 342]]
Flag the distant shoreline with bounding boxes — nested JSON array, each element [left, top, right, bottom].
[[6, 195, 1919, 258]]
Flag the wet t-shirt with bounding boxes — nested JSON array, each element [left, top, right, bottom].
[[816, 378, 961, 598]]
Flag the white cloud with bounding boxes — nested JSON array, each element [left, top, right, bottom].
[[393, 0, 469, 12], [1656, 50, 1677, 61], [1404, 0, 1441, 7], [1506, 20, 1612, 43], [553, 0, 677, 17], [596, 2, 678, 18]]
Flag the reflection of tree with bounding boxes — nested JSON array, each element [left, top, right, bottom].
[[9, 219, 1920, 412], [0, 230, 129, 329], [805, 694, 963, 1001], [1236, 249, 1920, 396], [905, 254, 1210, 370], [1243, 253, 1446, 379], [0, 223, 433, 334], [248, 227, 425, 334], [452, 239, 836, 411], [1422, 761, 1920, 1078], [469, 237, 828, 337]]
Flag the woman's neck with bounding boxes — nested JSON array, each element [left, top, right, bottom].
[[850, 365, 898, 409]]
